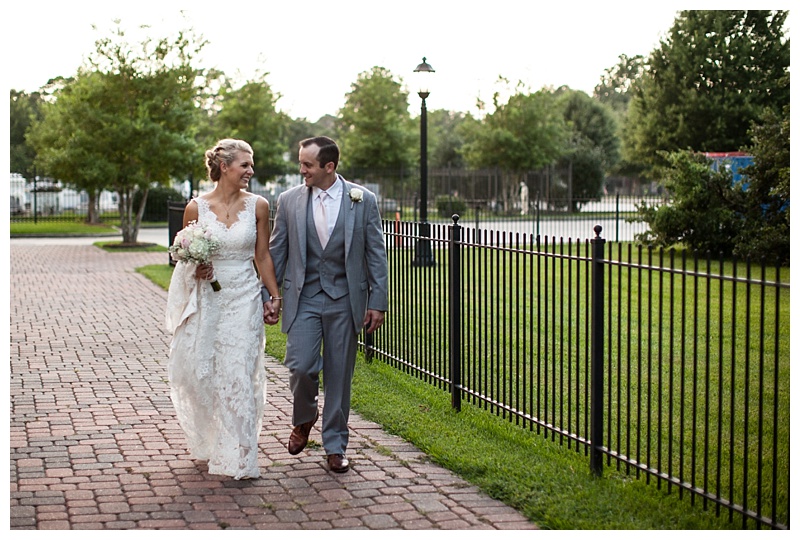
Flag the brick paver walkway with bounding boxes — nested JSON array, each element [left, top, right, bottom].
[[9, 243, 537, 530]]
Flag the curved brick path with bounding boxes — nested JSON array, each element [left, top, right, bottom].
[[9, 242, 537, 530]]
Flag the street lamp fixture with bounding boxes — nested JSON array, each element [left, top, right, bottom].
[[412, 57, 436, 267]]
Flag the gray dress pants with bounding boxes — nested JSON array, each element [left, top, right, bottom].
[[284, 290, 357, 455]]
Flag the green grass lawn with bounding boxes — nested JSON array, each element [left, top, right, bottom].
[[349, 354, 740, 529], [94, 241, 168, 252], [10, 221, 119, 235], [139, 261, 752, 529], [383, 244, 789, 529], [10, 220, 168, 236], [137, 264, 175, 287]]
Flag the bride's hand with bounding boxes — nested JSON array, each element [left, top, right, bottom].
[[196, 263, 214, 281], [264, 299, 281, 325]]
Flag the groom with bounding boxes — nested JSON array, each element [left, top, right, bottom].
[[268, 136, 388, 473]]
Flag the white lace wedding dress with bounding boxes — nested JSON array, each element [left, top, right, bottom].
[[165, 194, 266, 479]]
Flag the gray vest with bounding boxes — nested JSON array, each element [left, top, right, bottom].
[[302, 192, 348, 300]]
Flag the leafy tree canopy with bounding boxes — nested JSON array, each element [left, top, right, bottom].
[[427, 109, 468, 169], [634, 105, 789, 263], [460, 80, 567, 171], [733, 104, 790, 263], [634, 150, 740, 254], [214, 72, 289, 180], [27, 23, 210, 241], [623, 10, 790, 177], [593, 54, 645, 115], [26, 71, 122, 224], [10, 90, 45, 178], [283, 114, 338, 166], [555, 87, 619, 171], [336, 66, 415, 173], [550, 87, 621, 209], [593, 54, 648, 177]]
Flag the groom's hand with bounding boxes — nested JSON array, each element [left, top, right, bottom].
[[362, 309, 385, 334], [263, 300, 281, 325]]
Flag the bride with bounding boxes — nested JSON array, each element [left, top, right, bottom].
[[165, 139, 281, 479]]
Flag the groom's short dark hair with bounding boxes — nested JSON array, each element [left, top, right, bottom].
[[300, 136, 339, 170]]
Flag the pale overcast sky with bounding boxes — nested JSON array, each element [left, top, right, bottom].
[[8, 1, 788, 121]]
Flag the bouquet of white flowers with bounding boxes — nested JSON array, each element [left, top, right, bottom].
[[169, 220, 223, 291]]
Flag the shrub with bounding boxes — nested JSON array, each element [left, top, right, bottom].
[[436, 195, 467, 218], [633, 151, 738, 255], [634, 123, 790, 266], [134, 185, 185, 222]]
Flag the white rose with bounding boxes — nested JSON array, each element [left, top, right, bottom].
[[349, 188, 364, 204]]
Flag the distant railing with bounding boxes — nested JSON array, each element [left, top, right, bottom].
[[363, 217, 789, 530], [10, 189, 122, 223]]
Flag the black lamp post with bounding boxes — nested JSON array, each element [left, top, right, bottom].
[[412, 56, 436, 267]]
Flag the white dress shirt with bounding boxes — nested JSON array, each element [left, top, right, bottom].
[[313, 179, 342, 240]]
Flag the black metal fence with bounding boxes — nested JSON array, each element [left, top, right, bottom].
[[365, 217, 790, 530], [10, 188, 122, 223], [341, 165, 666, 245], [10, 186, 180, 224]]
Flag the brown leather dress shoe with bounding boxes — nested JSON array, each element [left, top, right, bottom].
[[287, 410, 319, 455], [327, 453, 350, 473]]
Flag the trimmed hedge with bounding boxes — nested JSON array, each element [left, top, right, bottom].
[[134, 186, 185, 222], [436, 195, 467, 218]]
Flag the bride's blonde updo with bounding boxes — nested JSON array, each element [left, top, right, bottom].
[[205, 139, 253, 182]]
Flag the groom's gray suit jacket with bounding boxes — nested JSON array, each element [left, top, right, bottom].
[[269, 175, 388, 334]]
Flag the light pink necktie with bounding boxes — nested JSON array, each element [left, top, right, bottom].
[[314, 192, 329, 248]]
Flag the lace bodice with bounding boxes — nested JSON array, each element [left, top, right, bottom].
[[196, 194, 258, 261]]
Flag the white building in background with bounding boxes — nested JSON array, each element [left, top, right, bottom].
[[10, 173, 28, 213], [9, 173, 119, 215]]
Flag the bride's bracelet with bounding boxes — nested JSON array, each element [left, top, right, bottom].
[[260, 286, 282, 304]]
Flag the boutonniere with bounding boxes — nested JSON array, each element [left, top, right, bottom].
[[349, 188, 364, 209]]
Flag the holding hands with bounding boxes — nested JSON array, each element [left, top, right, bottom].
[[259, 286, 282, 325], [264, 298, 281, 325]]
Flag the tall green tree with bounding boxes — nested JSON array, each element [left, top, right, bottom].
[[594, 54, 647, 177], [336, 66, 415, 176], [461, 82, 568, 209], [10, 90, 45, 178], [623, 10, 790, 177], [28, 24, 208, 241], [556, 88, 620, 170], [284, 117, 316, 160], [593, 54, 645, 115], [554, 87, 620, 209], [27, 72, 116, 224], [191, 67, 229, 180], [461, 84, 566, 170], [428, 109, 467, 168], [213, 73, 289, 180], [732, 104, 790, 263]]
